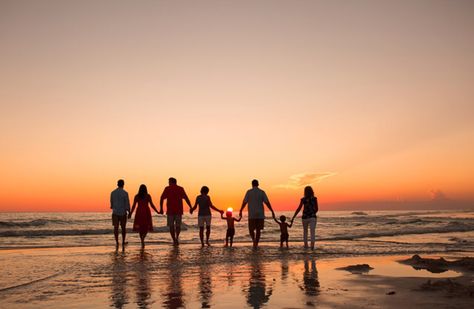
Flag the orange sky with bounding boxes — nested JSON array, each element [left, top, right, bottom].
[[1, 1, 473, 212]]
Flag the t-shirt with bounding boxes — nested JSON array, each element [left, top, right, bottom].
[[243, 187, 270, 219], [160, 184, 188, 215], [110, 188, 130, 216], [301, 196, 318, 219], [196, 195, 212, 216]]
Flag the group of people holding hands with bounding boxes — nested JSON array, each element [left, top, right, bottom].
[[110, 178, 318, 250]]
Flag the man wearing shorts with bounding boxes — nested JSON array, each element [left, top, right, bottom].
[[239, 179, 276, 248], [110, 179, 130, 248], [159, 177, 192, 245]]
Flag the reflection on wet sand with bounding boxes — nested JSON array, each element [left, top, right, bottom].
[[110, 251, 129, 308], [198, 248, 213, 308], [223, 248, 236, 287], [135, 248, 153, 309], [163, 247, 185, 309], [244, 251, 274, 309], [303, 255, 320, 297]]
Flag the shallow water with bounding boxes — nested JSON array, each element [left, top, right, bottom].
[[1, 210, 473, 257]]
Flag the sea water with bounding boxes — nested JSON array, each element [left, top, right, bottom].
[[1, 210, 473, 256]]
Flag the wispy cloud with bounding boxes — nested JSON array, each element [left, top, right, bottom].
[[275, 172, 336, 189], [430, 189, 449, 201]]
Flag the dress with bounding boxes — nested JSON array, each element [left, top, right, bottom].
[[133, 194, 153, 233]]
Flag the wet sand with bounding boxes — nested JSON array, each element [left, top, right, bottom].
[[0, 243, 472, 308]]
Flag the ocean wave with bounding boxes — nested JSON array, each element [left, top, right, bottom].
[[318, 223, 474, 241], [0, 225, 185, 237], [0, 219, 71, 228]]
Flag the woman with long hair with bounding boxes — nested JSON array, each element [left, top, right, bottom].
[[128, 184, 159, 247], [291, 186, 319, 250]]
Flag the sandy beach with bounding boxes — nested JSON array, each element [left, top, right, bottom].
[[1, 243, 472, 309]]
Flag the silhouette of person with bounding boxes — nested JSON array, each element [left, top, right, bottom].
[[303, 255, 320, 297], [129, 184, 159, 247], [110, 251, 128, 308], [197, 249, 213, 308], [162, 247, 185, 309], [110, 179, 131, 249], [135, 248, 153, 308], [245, 252, 273, 309], [190, 186, 224, 247], [239, 179, 276, 248], [291, 186, 319, 250], [159, 178, 192, 245]]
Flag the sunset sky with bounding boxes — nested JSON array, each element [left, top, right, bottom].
[[1, 0, 473, 212]]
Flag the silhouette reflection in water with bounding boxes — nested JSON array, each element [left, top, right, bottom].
[[244, 252, 273, 309], [198, 248, 213, 308], [110, 251, 129, 308], [163, 247, 185, 309], [280, 252, 289, 282], [135, 248, 153, 309], [303, 255, 320, 297]]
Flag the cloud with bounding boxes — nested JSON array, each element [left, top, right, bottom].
[[275, 172, 336, 189], [430, 189, 449, 201]]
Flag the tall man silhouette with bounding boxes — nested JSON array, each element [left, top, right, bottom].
[[110, 179, 130, 249], [239, 179, 275, 248], [159, 177, 192, 245]]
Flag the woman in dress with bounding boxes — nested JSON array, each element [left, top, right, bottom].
[[128, 184, 159, 247], [291, 186, 319, 250]]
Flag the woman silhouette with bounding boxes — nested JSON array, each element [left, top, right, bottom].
[[129, 184, 159, 247], [291, 186, 318, 250]]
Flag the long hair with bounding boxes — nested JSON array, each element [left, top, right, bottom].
[[137, 184, 148, 200], [304, 186, 314, 198]]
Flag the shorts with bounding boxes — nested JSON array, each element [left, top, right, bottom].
[[198, 215, 211, 228], [248, 218, 264, 231], [280, 232, 289, 242], [167, 214, 182, 227], [226, 228, 235, 238], [112, 214, 127, 226]]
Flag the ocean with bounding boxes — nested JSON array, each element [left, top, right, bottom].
[[1, 210, 473, 256]]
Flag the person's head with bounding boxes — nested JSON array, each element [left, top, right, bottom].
[[280, 215, 286, 222], [200, 186, 209, 195], [169, 177, 177, 185], [226, 210, 233, 218], [117, 179, 124, 188], [304, 186, 314, 198], [251, 179, 259, 187], [138, 184, 148, 199]]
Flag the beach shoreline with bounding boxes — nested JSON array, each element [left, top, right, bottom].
[[1, 242, 472, 308]]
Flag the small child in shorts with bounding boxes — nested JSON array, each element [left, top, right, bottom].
[[221, 209, 241, 247], [274, 215, 293, 248]]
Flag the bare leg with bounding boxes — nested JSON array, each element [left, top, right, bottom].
[[225, 236, 229, 247], [230, 236, 233, 247], [310, 218, 316, 250], [254, 229, 261, 248], [249, 226, 255, 245], [120, 221, 126, 245], [113, 225, 119, 247], [206, 226, 211, 246], [199, 227, 204, 247], [175, 224, 181, 244], [169, 224, 177, 244], [140, 231, 146, 247]]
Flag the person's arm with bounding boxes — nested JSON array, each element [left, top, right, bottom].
[[291, 200, 304, 223], [288, 221, 293, 228], [239, 192, 249, 218], [234, 216, 241, 222], [183, 189, 192, 209], [263, 192, 275, 219], [129, 197, 137, 219], [159, 189, 166, 214], [208, 197, 222, 214], [221, 212, 225, 220], [125, 192, 131, 215], [110, 192, 113, 210], [191, 196, 198, 214], [149, 195, 160, 214], [273, 215, 280, 225]]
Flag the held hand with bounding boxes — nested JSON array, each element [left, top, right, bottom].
[[128, 213, 132, 219], [159, 210, 164, 215]]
